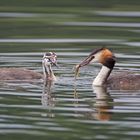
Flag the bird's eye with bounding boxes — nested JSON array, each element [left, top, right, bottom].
[[91, 55, 95, 59]]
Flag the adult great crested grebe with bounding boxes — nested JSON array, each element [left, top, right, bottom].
[[75, 47, 140, 90], [0, 52, 57, 82]]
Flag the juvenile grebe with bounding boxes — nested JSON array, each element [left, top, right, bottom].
[[41, 52, 58, 117], [42, 52, 58, 83], [0, 52, 57, 82], [75, 47, 140, 90]]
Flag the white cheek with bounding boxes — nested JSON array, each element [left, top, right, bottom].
[[91, 52, 101, 63], [91, 57, 98, 63]]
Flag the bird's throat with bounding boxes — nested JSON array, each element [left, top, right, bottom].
[[93, 66, 112, 86], [43, 65, 56, 81]]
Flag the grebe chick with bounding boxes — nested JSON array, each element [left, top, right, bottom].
[[75, 47, 140, 90], [0, 52, 58, 82], [42, 52, 58, 83]]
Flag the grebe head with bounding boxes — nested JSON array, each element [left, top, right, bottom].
[[76, 47, 115, 69], [43, 52, 57, 66], [75, 47, 116, 86], [42, 52, 58, 81]]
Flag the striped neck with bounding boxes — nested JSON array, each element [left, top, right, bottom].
[[43, 65, 56, 82]]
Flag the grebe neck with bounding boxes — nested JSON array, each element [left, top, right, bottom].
[[93, 66, 112, 86], [43, 65, 56, 81]]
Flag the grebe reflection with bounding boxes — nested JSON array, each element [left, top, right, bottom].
[[73, 83, 113, 121], [92, 86, 113, 121], [41, 80, 56, 117]]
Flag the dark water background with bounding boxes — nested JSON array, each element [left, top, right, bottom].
[[0, 0, 140, 140]]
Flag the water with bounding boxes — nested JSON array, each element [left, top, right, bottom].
[[0, 1, 140, 140], [0, 45, 140, 140]]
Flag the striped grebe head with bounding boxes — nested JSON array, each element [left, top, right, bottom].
[[42, 52, 58, 81], [43, 52, 58, 67]]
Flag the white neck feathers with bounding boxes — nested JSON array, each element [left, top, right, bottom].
[[93, 66, 111, 86]]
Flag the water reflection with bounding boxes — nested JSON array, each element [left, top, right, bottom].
[[92, 86, 113, 121], [94, 11, 140, 17], [41, 80, 55, 118], [42, 79, 114, 121], [74, 84, 114, 121], [62, 21, 140, 28]]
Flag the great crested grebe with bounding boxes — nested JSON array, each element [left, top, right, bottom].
[[42, 52, 58, 117], [75, 47, 140, 90], [42, 52, 58, 83], [0, 52, 57, 82]]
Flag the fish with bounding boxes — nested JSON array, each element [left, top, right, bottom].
[[74, 64, 80, 79]]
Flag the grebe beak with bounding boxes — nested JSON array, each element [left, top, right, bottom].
[[77, 55, 94, 68], [74, 54, 94, 79]]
